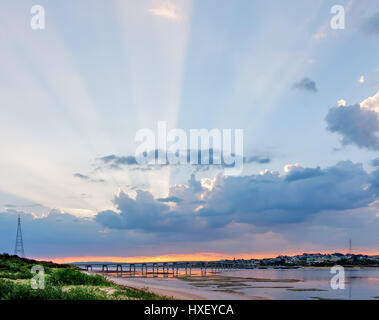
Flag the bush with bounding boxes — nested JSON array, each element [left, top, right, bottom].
[[49, 268, 110, 286], [0, 280, 65, 300], [0, 280, 109, 300]]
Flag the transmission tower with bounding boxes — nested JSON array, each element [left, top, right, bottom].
[[14, 215, 25, 257]]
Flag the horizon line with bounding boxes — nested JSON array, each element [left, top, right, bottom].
[[31, 250, 379, 264]]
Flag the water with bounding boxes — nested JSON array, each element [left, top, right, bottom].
[[92, 266, 379, 300], [214, 268, 379, 300]]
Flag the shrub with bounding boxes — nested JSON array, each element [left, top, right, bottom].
[[49, 268, 110, 286], [0, 280, 108, 300]]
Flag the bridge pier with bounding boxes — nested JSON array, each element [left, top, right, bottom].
[[129, 264, 136, 275], [141, 263, 147, 275], [152, 263, 158, 277]]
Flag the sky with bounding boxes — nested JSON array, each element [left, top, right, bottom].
[[0, 0, 378, 262]]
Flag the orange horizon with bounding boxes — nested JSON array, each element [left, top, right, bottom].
[[35, 250, 379, 264]]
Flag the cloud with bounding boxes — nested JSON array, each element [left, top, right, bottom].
[[292, 77, 318, 93], [157, 196, 183, 203], [95, 161, 379, 232], [361, 11, 379, 36], [245, 156, 271, 164], [326, 92, 379, 150], [1, 160, 379, 257], [73, 173, 90, 180], [97, 155, 138, 169], [361, 90, 379, 113], [149, 1, 184, 21], [337, 99, 347, 107], [371, 158, 379, 167], [97, 150, 270, 171], [73, 173, 105, 183]]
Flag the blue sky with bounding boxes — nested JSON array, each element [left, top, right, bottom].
[[0, 0, 378, 260]]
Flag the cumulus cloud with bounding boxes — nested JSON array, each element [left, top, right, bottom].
[[325, 91, 379, 150], [337, 99, 347, 107], [361, 11, 379, 36], [2, 160, 379, 257], [292, 77, 318, 93], [361, 90, 379, 113], [95, 161, 379, 231]]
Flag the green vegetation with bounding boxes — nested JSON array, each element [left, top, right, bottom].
[[0, 254, 165, 300], [49, 268, 110, 286]]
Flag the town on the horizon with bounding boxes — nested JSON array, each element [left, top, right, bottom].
[[224, 252, 379, 267]]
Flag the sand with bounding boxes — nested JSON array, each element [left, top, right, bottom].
[[105, 276, 264, 300]]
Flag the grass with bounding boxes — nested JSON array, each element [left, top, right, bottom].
[[0, 253, 165, 300]]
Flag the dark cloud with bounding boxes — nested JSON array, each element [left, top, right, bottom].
[[73, 173, 90, 180], [325, 104, 379, 150], [0, 210, 109, 257], [198, 161, 378, 227], [292, 77, 318, 93], [157, 196, 183, 203], [246, 156, 271, 164], [95, 161, 379, 232], [285, 167, 323, 182], [97, 150, 270, 172], [361, 11, 379, 36], [371, 158, 379, 167], [96, 190, 196, 233], [73, 173, 105, 183], [98, 155, 138, 168]]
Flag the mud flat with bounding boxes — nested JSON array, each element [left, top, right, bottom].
[[105, 276, 267, 300]]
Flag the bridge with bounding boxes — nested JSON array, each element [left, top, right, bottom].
[[73, 260, 257, 277]]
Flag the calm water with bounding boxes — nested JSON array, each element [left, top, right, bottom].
[[216, 268, 379, 300], [94, 267, 379, 300]]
